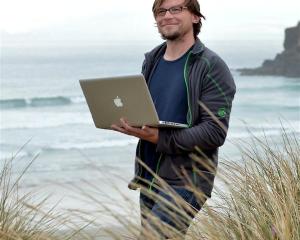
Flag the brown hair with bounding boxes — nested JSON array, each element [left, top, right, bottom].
[[152, 0, 205, 39]]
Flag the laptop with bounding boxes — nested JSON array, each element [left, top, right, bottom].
[[79, 74, 189, 129]]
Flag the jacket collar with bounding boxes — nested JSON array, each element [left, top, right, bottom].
[[191, 38, 205, 55], [145, 37, 205, 61]]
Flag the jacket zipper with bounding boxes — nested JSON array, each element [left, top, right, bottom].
[[184, 51, 193, 127], [147, 49, 198, 191], [148, 153, 163, 191], [184, 51, 197, 183], [148, 51, 194, 191], [136, 140, 142, 180]]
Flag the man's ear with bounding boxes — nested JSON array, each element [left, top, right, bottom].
[[192, 15, 200, 23]]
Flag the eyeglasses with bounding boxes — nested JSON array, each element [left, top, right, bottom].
[[155, 6, 188, 17]]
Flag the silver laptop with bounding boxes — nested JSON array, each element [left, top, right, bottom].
[[79, 74, 188, 129]]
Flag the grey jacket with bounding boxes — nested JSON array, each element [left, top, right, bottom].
[[131, 39, 236, 197]]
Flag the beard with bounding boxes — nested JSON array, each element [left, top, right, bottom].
[[160, 30, 181, 41], [157, 23, 188, 41]]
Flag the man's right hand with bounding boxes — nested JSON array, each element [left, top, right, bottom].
[[111, 118, 159, 144]]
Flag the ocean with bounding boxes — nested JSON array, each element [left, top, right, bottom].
[[0, 41, 299, 226]]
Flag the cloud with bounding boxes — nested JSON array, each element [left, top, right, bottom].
[[0, 0, 299, 45], [0, 0, 128, 33]]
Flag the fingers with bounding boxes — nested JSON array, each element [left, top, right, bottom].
[[111, 119, 144, 137], [111, 119, 157, 142], [119, 118, 133, 131], [141, 125, 152, 133], [111, 124, 128, 134], [120, 118, 145, 135]]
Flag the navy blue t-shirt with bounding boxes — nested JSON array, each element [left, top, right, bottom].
[[143, 49, 190, 182]]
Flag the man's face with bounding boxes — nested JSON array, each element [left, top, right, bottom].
[[154, 0, 199, 41]]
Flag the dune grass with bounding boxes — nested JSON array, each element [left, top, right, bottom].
[[71, 129, 299, 240], [187, 130, 300, 240], [0, 150, 86, 240], [1, 129, 299, 239], [0, 156, 56, 239]]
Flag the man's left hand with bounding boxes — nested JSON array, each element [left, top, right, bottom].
[[111, 118, 159, 144]]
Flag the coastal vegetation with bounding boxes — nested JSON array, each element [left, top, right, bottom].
[[0, 129, 299, 239]]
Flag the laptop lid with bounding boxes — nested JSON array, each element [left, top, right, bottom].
[[79, 74, 162, 129]]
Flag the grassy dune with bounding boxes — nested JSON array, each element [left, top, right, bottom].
[[0, 130, 299, 239]]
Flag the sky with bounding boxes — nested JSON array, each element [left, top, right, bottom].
[[0, 0, 299, 45]]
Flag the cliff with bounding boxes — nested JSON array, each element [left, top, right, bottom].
[[238, 22, 300, 78]]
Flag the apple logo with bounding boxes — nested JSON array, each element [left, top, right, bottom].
[[113, 96, 123, 107]]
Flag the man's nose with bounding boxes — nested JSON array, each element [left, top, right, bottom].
[[164, 10, 173, 18]]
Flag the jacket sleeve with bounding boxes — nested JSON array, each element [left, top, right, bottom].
[[156, 56, 236, 155]]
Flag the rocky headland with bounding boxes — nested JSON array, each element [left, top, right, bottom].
[[238, 22, 300, 78]]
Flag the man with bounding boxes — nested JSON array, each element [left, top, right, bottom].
[[111, 0, 236, 238]]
